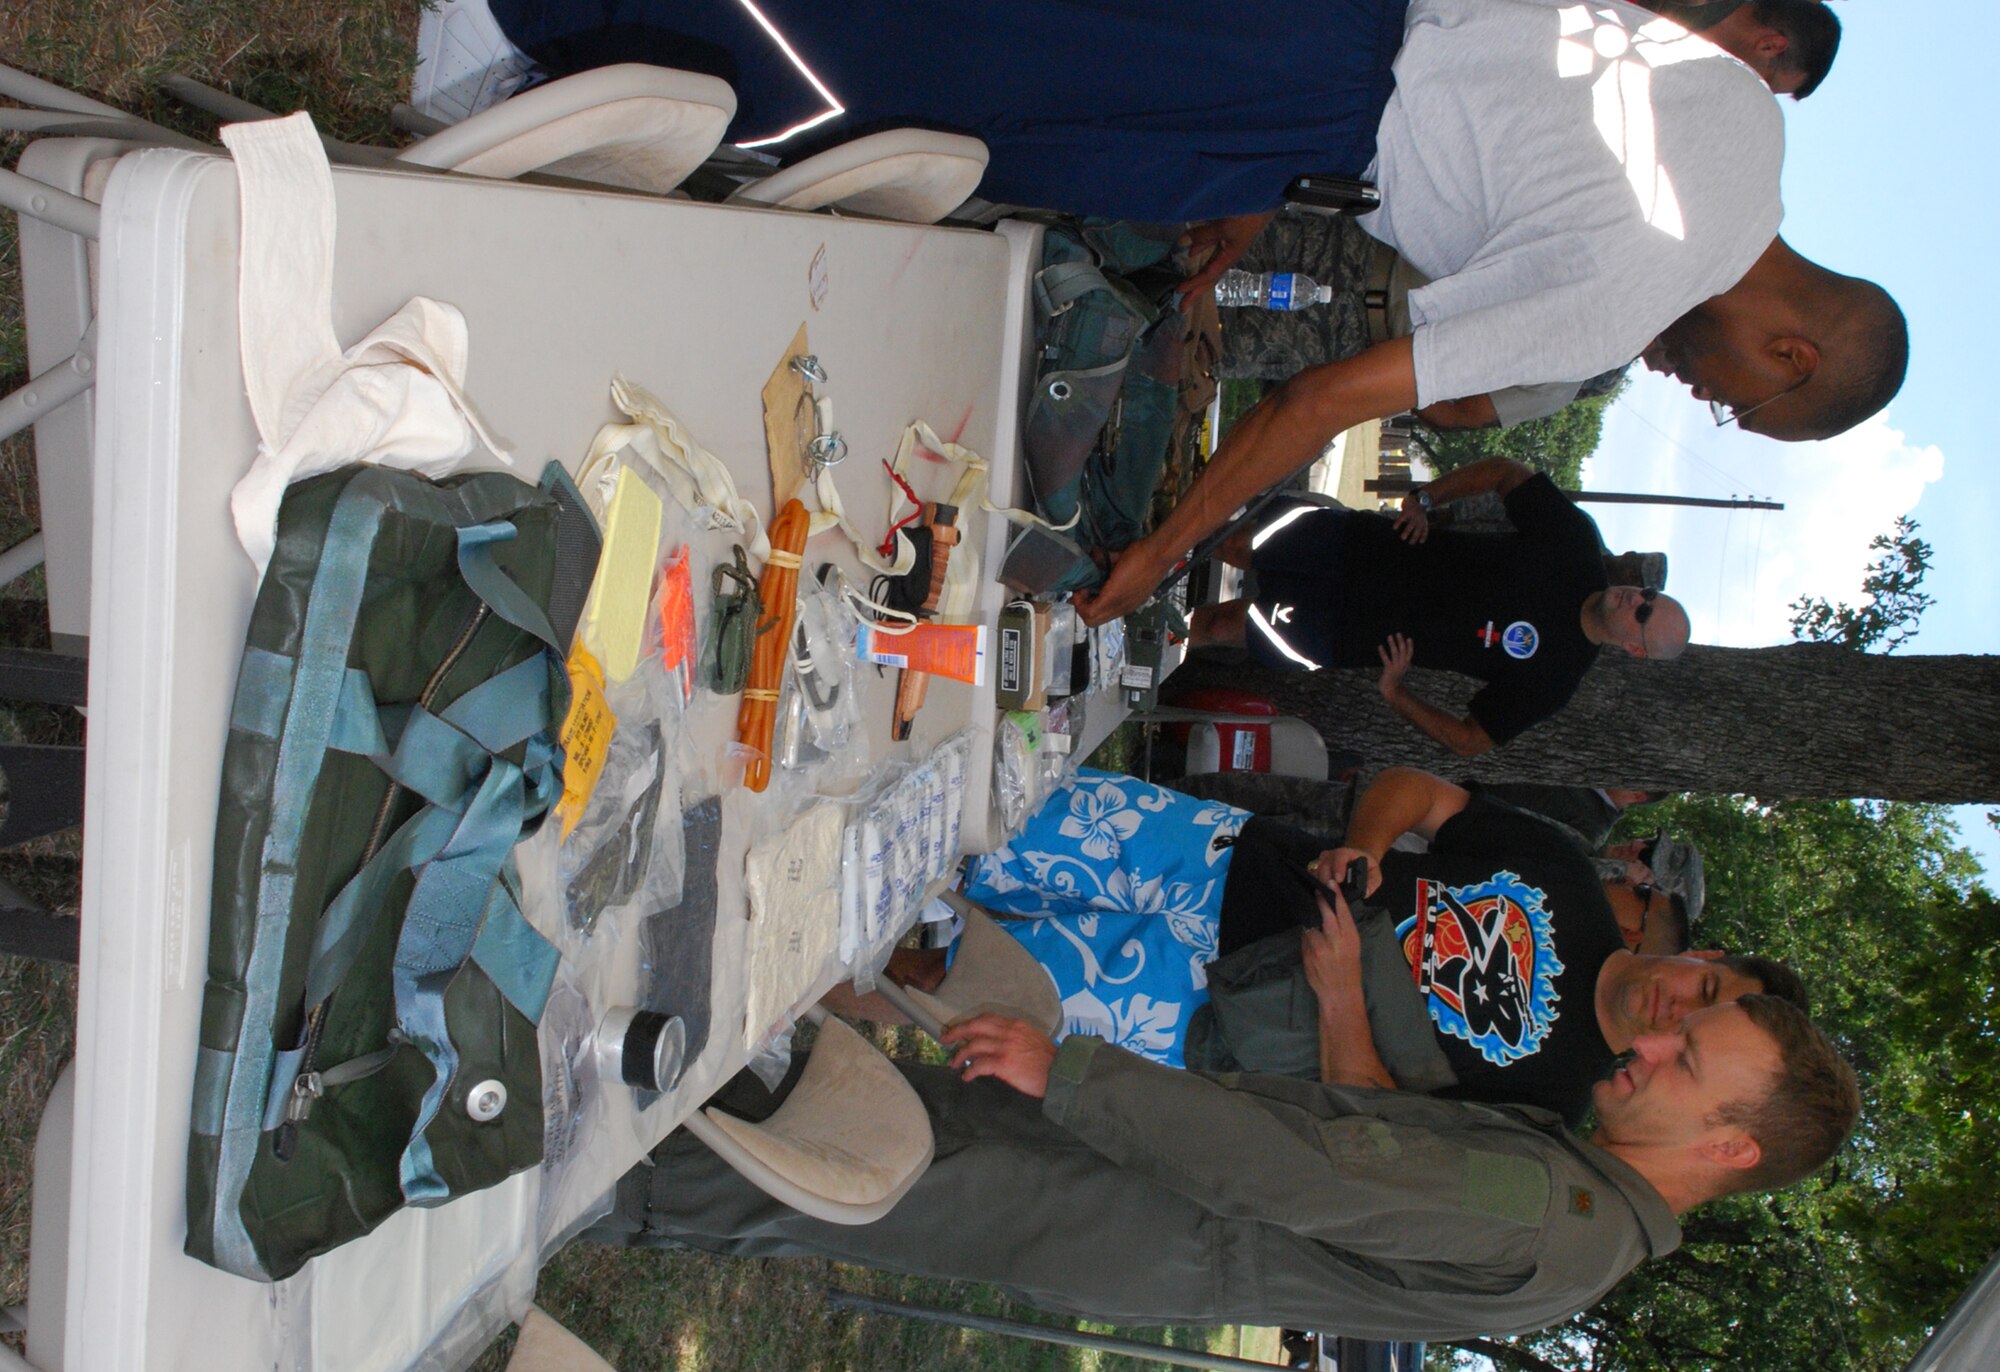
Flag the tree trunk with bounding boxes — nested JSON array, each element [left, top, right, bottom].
[[1168, 645, 2000, 802]]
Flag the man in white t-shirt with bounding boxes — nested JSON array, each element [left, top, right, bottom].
[[1648, 0, 1841, 98], [1078, 0, 1905, 626]]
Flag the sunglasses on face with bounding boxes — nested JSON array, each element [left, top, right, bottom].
[[1635, 588, 1658, 626]]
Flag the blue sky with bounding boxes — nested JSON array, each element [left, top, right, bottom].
[[1579, 0, 2000, 878]]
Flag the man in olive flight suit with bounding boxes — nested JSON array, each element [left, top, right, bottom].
[[591, 994, 1856, 1341]]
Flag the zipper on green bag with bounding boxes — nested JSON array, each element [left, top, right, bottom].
[[274, 602, 492, 1161]]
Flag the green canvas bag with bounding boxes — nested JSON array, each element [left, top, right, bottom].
[[185, 462, 593, 1281], [1005, 222, 1201, 594]]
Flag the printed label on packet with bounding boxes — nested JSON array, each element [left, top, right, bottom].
[[555, 642, 617, 839]]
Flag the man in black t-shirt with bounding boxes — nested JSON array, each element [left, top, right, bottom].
[[1208, 768, 1799, 1124], [1188, 458, 1691, 755], [1471, 782, 1660, 850]]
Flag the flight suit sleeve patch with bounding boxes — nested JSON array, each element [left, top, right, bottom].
[[1459, 1149, 1551, 1227]]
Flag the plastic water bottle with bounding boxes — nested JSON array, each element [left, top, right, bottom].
[[1213, 269, 1334, 310]]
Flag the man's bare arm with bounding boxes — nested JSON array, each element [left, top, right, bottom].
[[1177, 211, 1279, 299], [1413, 454, 1536, 504], [1383, 681, 1497, 757], [1415, 393, 1500, 431], [1375, 632, 1495, 757], [1390, 454, 1536, 542], [1340, 766, 1474, 861], [1303, 891, 1397, 1090], [1074, 336, 1419, 625]]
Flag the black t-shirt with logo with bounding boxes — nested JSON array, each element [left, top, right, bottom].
[[1330, 475, 1608, 743], [1218, 797, 1627, 1124]]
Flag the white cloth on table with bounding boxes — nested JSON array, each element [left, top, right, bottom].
[[220, 111, 507, 576]]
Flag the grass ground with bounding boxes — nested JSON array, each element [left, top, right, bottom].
[[0, 8, 1277, 1369]]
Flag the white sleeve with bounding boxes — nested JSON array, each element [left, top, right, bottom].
[[1490, 379, 1587, 428]]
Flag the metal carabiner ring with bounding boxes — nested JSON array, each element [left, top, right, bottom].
[[806, 432, 848, 470], [790, 354, 830, 386]]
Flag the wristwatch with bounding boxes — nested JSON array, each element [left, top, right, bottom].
[[1413, 487, 1434, 513]]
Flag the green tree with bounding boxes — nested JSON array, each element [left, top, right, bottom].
[[1466, 797, 2000, 1372], [1418, 384, 1625, 491], [1789, 516, 1935, 653]]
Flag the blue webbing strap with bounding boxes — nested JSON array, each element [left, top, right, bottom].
[[210, 475, 389, 1281], [396, 755, 530, 978], [456, 521, 561, 652], [230, 646, 387, 757], [472, 877, 559, 1024], [300, 806, 459, 1011], [285, 662, 558, 1068], [389, 520, 566, 1199]]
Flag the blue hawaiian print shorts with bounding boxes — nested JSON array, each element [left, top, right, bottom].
[[963, 770, 1251, 1067]]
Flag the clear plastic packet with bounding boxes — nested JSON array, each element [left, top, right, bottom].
[[746, 1020, 796, 1092], [836, 730, 973, 983], [560, 716, 685, 929], [556, 474, 708, 931], [533, 976, 600, 1252], [994, 711, 1042, 835], [790, 566, 863, 755], [520, 790, 728, 1257], [1045, 599, 1079, 696]]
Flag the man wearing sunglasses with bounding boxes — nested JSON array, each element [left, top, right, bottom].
[[1190, 457, 1691, 756]]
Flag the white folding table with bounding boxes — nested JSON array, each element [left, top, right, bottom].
[[47, 146, 1052, 1372]]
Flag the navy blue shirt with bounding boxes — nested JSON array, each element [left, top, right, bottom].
[[489, 0, 1409, 220]]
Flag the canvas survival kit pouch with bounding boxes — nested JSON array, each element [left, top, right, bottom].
[[185, 462, 597, 1281]]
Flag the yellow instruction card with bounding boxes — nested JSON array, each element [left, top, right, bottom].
[[556, 642, 617, 840], [578, 466, 664, 682]]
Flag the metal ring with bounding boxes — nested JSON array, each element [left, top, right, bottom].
[[790, 354, 829, 385], [1047, 379, 1072, 401], [806, 432, 848, 469]]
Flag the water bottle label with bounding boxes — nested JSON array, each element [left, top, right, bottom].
[[1268, 274, 1296, 309]]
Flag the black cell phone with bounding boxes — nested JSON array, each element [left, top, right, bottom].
[[1340, 858, 1370, 907], [1284, 174, 1382, 216], [1292, 857, 1370, 927]]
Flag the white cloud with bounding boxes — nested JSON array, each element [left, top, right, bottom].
[[1583, 372, 1945, 648]]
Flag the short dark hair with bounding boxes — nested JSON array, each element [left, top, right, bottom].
[[1718, 952, 1808, 1016], [1710, 994, 1859, 1193], [1752, 0, 1842, 100], [1806, 277, 1910, 440]]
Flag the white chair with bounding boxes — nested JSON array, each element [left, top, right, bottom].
[[725, 128, 988, 224], [0, 61, 213, 646], [0, 61, 207, 151], [165, 64, 737, 196], [872, 893, 1063, 1039], [393, 64, 735, 194], [679, 1010, 933, 1226]]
